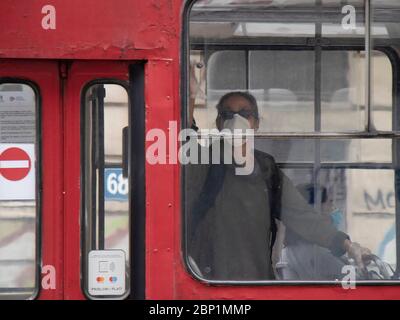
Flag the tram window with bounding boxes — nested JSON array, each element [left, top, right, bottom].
[[184, 0, 400, 283], [82, 83, 130, 298], [191, 49, 392, 133], [279, 166, 397, 268], [0, 83, 38, 298], [372, 1, 400, 132], [255, 139, 392, 164]]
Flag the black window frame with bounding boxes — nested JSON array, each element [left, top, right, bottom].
[[182, 0, 400, 286], [0, 79, 42, 299], [80, 79, 132, 300], [80, 62, 147, 300]]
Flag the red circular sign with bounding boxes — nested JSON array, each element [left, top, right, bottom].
[[0, 147, 31, 181]]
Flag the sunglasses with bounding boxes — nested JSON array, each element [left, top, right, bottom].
[[219, 109, 257, 120]]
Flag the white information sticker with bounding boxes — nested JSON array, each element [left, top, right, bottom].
[[88, 250, 126, 296]]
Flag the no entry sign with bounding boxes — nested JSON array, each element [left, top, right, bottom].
[[0, 144, 35, 200], [0, 147, 31, 181]]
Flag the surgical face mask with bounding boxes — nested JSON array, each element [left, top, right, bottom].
[[221, 114, 255, 174], [222, 114, 251, 147], [223, 113, 251, 131], [330, 208, 344, 230]]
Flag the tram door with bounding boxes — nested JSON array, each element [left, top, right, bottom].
[[0, 60, 145, 300]]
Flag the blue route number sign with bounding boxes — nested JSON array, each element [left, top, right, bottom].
[[104, 168, 128, 201]]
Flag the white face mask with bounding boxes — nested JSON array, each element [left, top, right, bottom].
[[222, 114, 252, 147], [223, 113, 251, 131], [220, 113, 255, 174]]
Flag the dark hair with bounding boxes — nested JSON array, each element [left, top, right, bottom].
[[297, 183, 328, 205], [216, 91, 259, 120]]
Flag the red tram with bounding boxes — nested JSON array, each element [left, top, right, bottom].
[[1, 0, 400, 300]]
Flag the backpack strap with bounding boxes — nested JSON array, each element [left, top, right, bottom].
[[254, 151, 282, 256]]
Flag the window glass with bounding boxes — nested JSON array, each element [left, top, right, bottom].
[[185, 0, 399, 283], [190, 0, 392, 134], [371, 51, 393, 131], [185, 137, 396, 281], [372, 1, 398, 131], [83, 84, 130, 298], [193, 48, 392, 133], [369, 0, 400, 270], [249, 50, 315, 132], [255, 138, 392, 163], [0, 83, 38, 298], [281, 167, 396, 271], [321, 51, 365, 132]]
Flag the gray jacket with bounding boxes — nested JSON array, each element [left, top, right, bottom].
[[186, 148, 349, 280]]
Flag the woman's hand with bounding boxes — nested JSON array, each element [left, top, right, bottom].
[[188, 60, 204, 126], [344, 239, 373, 269], [189, 61, 201, 99]]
